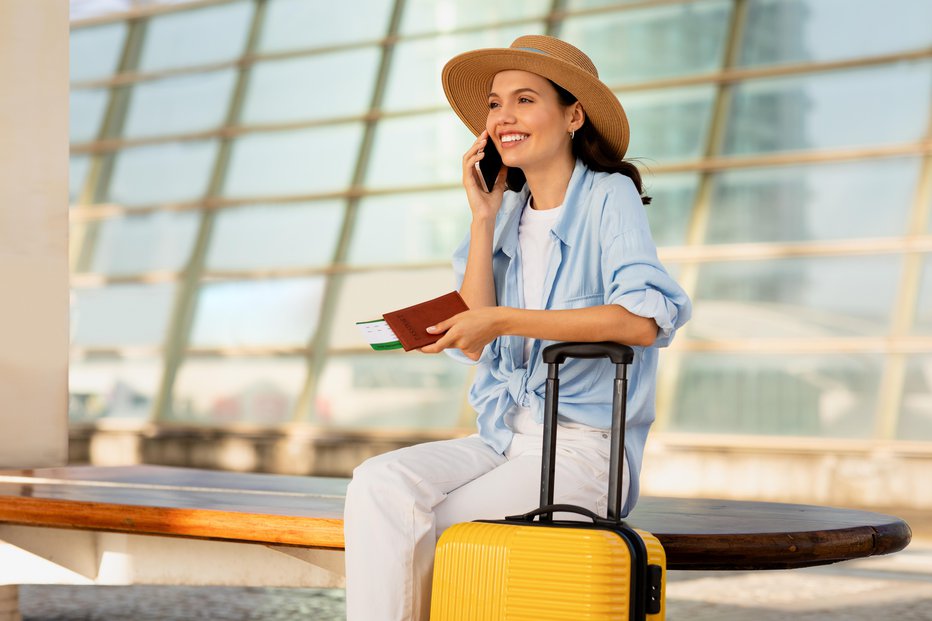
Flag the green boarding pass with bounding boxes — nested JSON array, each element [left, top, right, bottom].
[[355, 318, 403, 351]]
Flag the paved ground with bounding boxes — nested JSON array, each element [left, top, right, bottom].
[[18, 532, 932, 620]]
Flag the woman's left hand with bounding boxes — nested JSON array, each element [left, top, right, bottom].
[[419, 307, 506, 361]]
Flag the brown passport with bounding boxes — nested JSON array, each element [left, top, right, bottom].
[[382, 291, 469, 352]]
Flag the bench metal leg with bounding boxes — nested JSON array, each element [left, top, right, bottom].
[[0, 586, 21, 621]]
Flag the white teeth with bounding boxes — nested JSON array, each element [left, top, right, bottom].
[[501, 134, 528, 143]]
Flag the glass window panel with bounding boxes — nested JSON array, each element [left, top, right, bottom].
[[348, 190, 470, 265], [189, 278, 326, 347], [138, 0, 254, 72], [706, 158, 921, 244], [399, 0, 549, 36], [329, 268, 457, 349], [170, 356, 307, 424], [242, 48, 380, 124], [367, 112, 473, 189], [740, 0, 932, 68], [314, 353, 469, 428], [664, 261, 683, 282], [86, 211, 200, 276], [69, 357, 161, 422], [723, 61, 932, 155], [206, 201, 345, 271], [621, 85, 716, 162], [123, 69, 237, 138], [70, 22, 128, 82], [643, 173, 698, 247], [561, 1, 732, 85], [898, 355, 932, 441], [224, 124, 365, 197], [259, 0, 393, 52], [70, 155, 91, 203], [108, 140, 219, 206], [670, 353, 882, 437], [566, 0, 653, 8], [692, 256, 901, 339], [915, 255, 932, 336], [383, 24, 546, 112], [70, 0, 202, 21], [72, 283, 175, 347], [70, 88, 109, 143]]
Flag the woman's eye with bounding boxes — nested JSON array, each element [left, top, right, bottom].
[[518, 97, 532, 103], [488, 101, 500, 109]]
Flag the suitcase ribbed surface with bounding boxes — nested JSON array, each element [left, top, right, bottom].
[[431, 521, 634, 621]]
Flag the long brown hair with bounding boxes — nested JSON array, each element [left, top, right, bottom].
[[505, 81, 651, 205]]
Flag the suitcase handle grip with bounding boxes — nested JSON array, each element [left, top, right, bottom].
[[506, 504, 617, 528], [539, 341, 634, 523], [542, 341, 634, 365]]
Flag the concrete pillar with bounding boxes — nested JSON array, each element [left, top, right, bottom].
[[0, 0, 69, 467], [0, 586, 21, 621]]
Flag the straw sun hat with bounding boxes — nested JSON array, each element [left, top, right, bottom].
[[441, 35, 630, 159]]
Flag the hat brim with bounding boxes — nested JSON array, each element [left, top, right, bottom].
[[442, 48, 629, 159]]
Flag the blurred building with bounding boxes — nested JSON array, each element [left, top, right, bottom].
[[67, 0, 932, 509]]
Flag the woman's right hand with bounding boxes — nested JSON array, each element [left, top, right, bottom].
[[462, 130, 507, 223]]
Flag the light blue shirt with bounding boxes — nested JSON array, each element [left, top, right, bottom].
[[448, 159, 692, 515]]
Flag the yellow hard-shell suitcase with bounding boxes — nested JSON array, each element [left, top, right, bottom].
[[431, 342, 665, 621]]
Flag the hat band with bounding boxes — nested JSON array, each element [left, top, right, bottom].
[[515, 46, 548, 55]]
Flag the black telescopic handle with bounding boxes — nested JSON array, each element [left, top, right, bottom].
[[540, 342, 634, 522], [539, 342, 634, 523], [542, 341, 635, 366]]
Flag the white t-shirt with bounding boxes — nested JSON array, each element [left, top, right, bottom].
[[508, 196, 585, 433], [518, 196, 563, 362]]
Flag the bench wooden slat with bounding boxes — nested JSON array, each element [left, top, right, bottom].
[[0, 487, 345, 549], [0, 466, 912, 570]]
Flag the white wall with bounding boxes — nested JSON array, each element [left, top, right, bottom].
[[0, 0, 69, 467]]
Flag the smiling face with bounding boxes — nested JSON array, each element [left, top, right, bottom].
[[485, 70, 583, 175]]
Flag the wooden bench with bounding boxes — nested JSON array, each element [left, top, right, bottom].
[[0, 465, 913, 616]]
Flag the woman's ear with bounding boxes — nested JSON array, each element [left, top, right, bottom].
[[569, 102, 586, 133]]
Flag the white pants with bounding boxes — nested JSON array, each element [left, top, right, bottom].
[[343, 412, 628, 621]]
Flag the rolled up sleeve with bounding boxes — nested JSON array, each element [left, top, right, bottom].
[[601, 226, 691, 348]]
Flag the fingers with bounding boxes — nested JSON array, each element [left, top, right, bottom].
[[419, 338, 481, 361], [463, 130, 489, 167], [420, 331, 453, 354], [463, 130, 487, 156], [420, 318, 453, 354], [426, 315, 454, 335]]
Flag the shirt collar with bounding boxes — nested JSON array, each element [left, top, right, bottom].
[[551, 158, 591, 247], [497, 159, 591, 256], [497, 184, 529, 258]]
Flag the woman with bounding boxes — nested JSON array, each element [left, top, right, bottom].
[[343, 35, 691, 621]]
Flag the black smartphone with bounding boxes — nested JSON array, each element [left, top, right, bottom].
[[475, 140, 503, 192]]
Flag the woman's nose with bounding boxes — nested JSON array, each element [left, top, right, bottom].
[[496, 103, 517, 123]]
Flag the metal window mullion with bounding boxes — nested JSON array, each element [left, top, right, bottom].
[[71, 19, 147, 274], [653, 0, 748, 431], [72, 0, 236, 27], [75, 332, 932, 361], [291, 0, 408, 424], [73, 0, 703, 37], [546, 0, 569, 36], [149, 0, 269, 423], [65, 232, 932, 288], [874, 134, 932, 440]]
